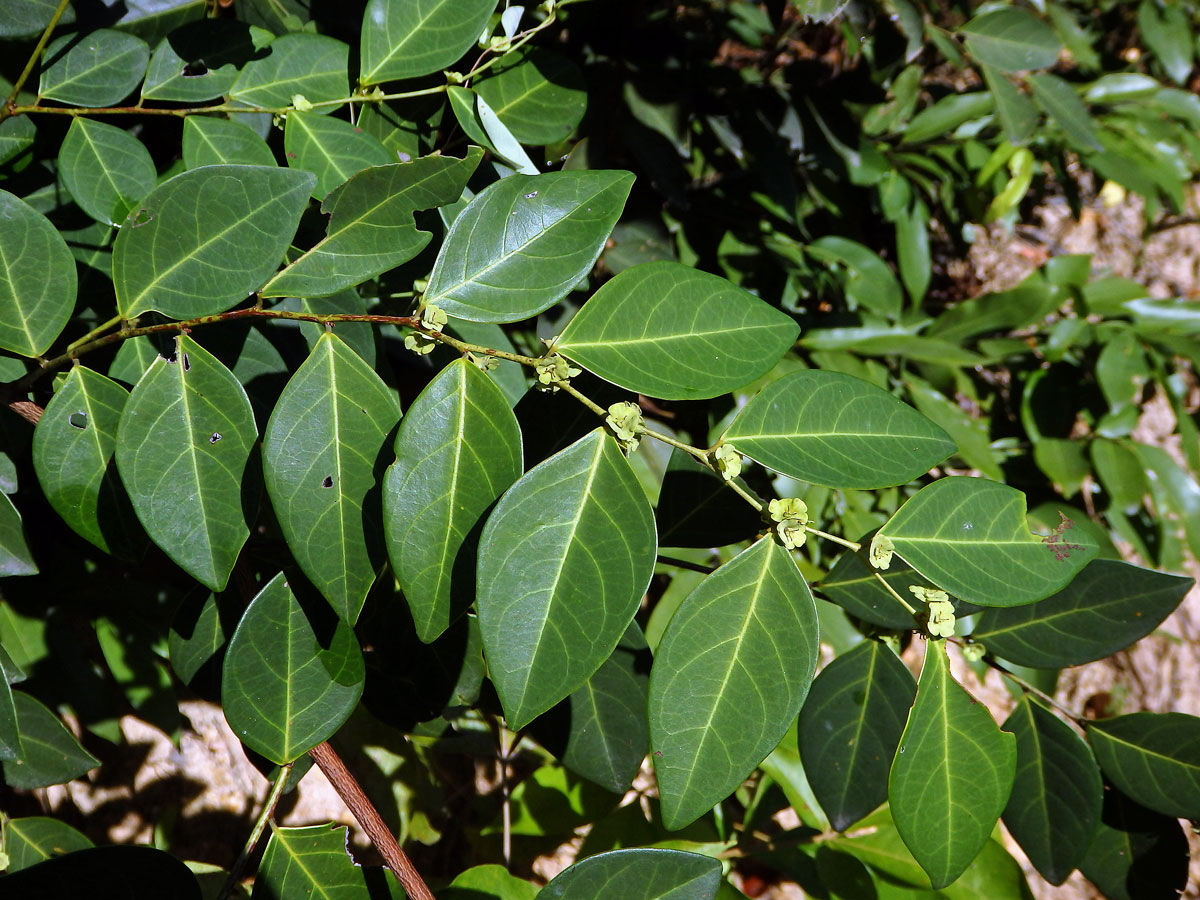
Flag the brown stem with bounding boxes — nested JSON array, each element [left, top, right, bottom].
[[6, 400, 43, 425], [308, 741, 435, 900]]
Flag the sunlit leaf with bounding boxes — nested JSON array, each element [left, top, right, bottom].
[[58, 118, 156, 227], [474, 47, 587, 146], [3, 817, 93, 872], [0, 190, 76, 357], [39, 29, 150, 107], [958, 8, 1060, 72], [1, 692, 99, 789], [284, 111, 393, 200], [182, 116, 276, 169], [359, 0, 496, 85], [142, 20, 269, 102], [1029, 73, 1102, 151], [539, 848, 722, 900], [1087, 713, 1200, 819], [231, 33, 349, 111]]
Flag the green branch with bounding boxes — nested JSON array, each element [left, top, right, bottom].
[[3, 0, 72, 116]]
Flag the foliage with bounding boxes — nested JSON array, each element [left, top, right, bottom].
[[0, 0, 1199, 898]]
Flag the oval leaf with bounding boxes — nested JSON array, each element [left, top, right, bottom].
[[38, 29, 150, 107], [263, 332, 401, 623], [58, 118, 156, 227], [182, 116, 276, 169], [888, 641, 1016, 889], [477, 428, 656, 730], [972, 559, 1191, 667], [650, 536, 819, 830], [0, 190, 76, 357], [1078, 785, 1189, 900], [0, 493, 37, 576], [4, 817, 93, 872], [1087, 713, 1200, 819], [557, 261, 799, 401], [1002, 696, 1102, 885], [722, 370, 955, 489], [0, 692, 99, 789], [113, 165, 315, 319], [115, 335, 258, 592], [284, 111, 393, 200], [384, 358, 522, 643], [798, 640, 916, 832], [958, 8, 1061, 72], [222, 574, 364, 764], [425, 170, 634, 323], [876, 477, 1099, 607], [474, 47, 588, 146], [359, 0, 496, 85], [231, 33, 349, 111], [32, 366, 143, 556], [539, 848, 722, 900], [256, 824, 406, 898]]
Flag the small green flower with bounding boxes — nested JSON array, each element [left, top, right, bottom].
[[869, 533, 894, 570], [768, 498, 809, 550], [910, 586, 955, 638], [960, 641, 986, 662], [419, 304, 448, 333], [534, 354, 580, 392], [291, 93, 313, 111], [470, 353, 498, 372], [605, 401, 645, 452], [404, 332, 437, 355], [712, 444, 742, 481]]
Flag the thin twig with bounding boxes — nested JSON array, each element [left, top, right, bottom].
[[3, 0, 72, 115], [657, 554, 717, 574], [217, 763, 292, 900], [309, 741, 435, 900], [985, 656, 1085, 724], [871, 571, 917, 615]]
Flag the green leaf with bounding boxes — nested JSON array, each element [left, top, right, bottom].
[[721, 370, 955, 489], [262, 148, 482, 299], [1138, 0, 1194, 85], [894, 198, 932, 303], [958, 8, 1060, 72], [255, 824, 406, 899], [108, 335, 163, 386], [359, 0, 496, 85], [142, 20, 269, 102], [58, 118, 156, 227], [222, 574, 364, 764], [888, 642, 1016, 889], [1086, 713, 1200, 819], [972, 559, 1191, 667], [0, 117, 36, 167], [1028, 73, 1102, 151], [284, 111, 394, 200], [1002, 696, 1102, 885], [798, 640, 916, 832], [876, 477, 1099, 607], [32, 366, 144, 556], [0, 0, 74, 39], [425, 170, 634, 323], [113, 165, 315, 318], [982, 66, 1038, 144], [903, 92, 994, 144], [0, 190, 76, 357], [263, 333, 401, 622], [3, 817, 93, 871], [817, 545, 933, 630], [384, 358, 522, 643], [38, 29, 150, 106], [539, 848, 722, 900], [556, 261, 798, 401], [182, 116, 276, 169], [1078, 786, 1189, 900], [443, 864, 540, 900], [1, 692, 99, 789], [474, 47, 587, 146], [116, 335, 258, 591], [231, 33, 349, 111], [477, 429, 656, 730], [168, 592, 226, 684], [807, 237, 903, 319], [650, 536, 819, 830], [0, 493, 37, 576]]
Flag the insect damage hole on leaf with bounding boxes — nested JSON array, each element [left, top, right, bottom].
[[321, 476, 334, 488], [68, 412, 88, 429], [209, 433, 222, 444]]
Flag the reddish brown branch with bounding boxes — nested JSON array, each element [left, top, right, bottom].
[[308, 741, 435, 900], [6, 400, 43, 425]]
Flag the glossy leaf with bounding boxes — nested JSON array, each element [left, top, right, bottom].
[[222, 574, 365, 764], [0, 190, 76, 358], [1002, 696, 1102, 885], [359, 0, 496, 85], [0, 670, 19, 760], [539, 848, 722, 900], [1138, 0, 1194, 85], [0, 493, 37, 576], [903, 92, 994, 144], [3, 817, 93, 871], [722, 370, 955, 489], [142, 20, 268, 103], [231, 33, 349, 111], [39, 29, 150, 107], [474, 47, 587, 146], [556, 261, 799, 400], [972, 559, 1190, 667], [113, 165, 314, 319], [1078, 785, 1189, 900], [115, 336, 257, 591], [889, 642, 1016, 889], [807, 237, 903, 318], [443, 865, 540, 900], [262, 148, 482, 299], [1086, 713, 1200, 819], [876, 477, 1099, 607], [1028, 73, 1102, 151], [650, 536, 819, 830], [425, 170, 634, 323], [817, 541, 951, 631], [182, 116, 276, 169], [958, 8, 1060, 72], [1, 691, 99, 789], [168, 592, 225, 684], [0, 116, 35, 166], [384, 359, 522, 643], [477, 429, 656, 730], [798, 640, 916, 831], [263, 333, 401, 622], [284, 111, 394, 200], [255, 824, 406, 899], [32, 366, 143, 556], [58, 118, 156, 227]]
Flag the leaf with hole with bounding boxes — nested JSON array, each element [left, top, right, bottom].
[[474, 47, 588, 146], [384, 358, 522, 643], [3, 817, 93, 872], [1086, 713, 1200, 819], [972, 559, 1191, 667], [477, 429, 656, 730], [222, 575, 364, 764], [263, 333, 401, 623], [958, 7, 1061, 72], [359, 0, 496, 85], [263, 148, 482, 299], [876, 477, 1099, 607], [283, 111, 394, 200], [650, 536, 819, 830], [1, 692, 99, 789], [116, 335, 258, 592], [721, 370, 955, 489], [425, 170, 634, 323], [182, 117, 276, 169], [231, 33, 349, 112], [556, 261, 799, 401], [0, 190, 76, 358], [798, 640, 916, 832], [58, 118, 156, 227], [889, 642, 1016, 889], [39, 29, 150, 107], [142, 20, 270, 103], [539, 848, 722, 900], [113, 165, 314, 319]]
